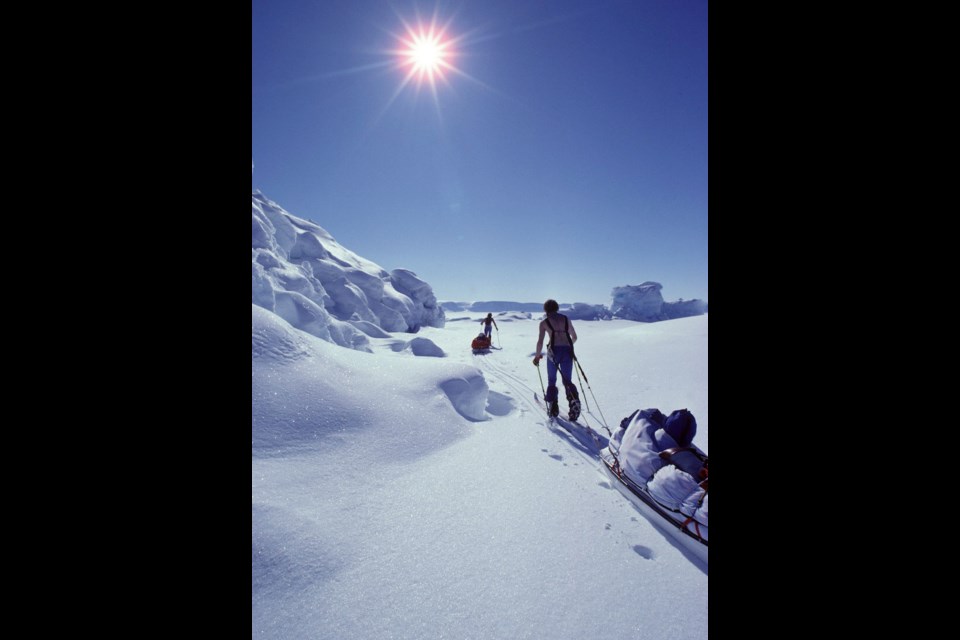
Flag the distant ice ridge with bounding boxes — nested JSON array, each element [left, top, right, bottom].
[[563, 303, 613, 320], [440, 301, 546, 313], [253, 191, 445, 351], [611, 282, 708, 322], [440, 301, 608, 318], [441, 285, 707, 322], [611, 282, 667, 321], [662, 298, 709, 319]]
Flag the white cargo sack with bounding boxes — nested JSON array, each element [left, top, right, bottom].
[[619, 415, 665, 483], [647, 465, 700, 512]]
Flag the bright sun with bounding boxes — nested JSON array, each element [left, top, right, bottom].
[[383, 14, 480, 110], [401, 28, 453, 84], [410, 35, 444, 72]]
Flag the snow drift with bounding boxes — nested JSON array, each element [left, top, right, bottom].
[[252, 304, 484, 457], [253, 191, 445, 351], [253, 310, 708, 638]]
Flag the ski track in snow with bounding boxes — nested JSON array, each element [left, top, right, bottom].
[[255, 313, 708, 638], [451, 319, 707, 576], [470, 343, 614, 481]]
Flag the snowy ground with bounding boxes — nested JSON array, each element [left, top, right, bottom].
[[253, 309, 707, 639]]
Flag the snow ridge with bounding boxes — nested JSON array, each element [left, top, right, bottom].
[[253, 192, 445, 351]]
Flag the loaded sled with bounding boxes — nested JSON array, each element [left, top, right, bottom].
[[599, 408, 708, 564], [471, 333, 492, 353]]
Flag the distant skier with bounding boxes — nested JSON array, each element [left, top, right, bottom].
[[533, 299, 581, 420], [480, 313, 498, 340]]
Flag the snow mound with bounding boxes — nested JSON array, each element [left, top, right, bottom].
[[408, 337, 446, 357], [252, 305, 482, 458], [252, 305, 313, 363], [253, 192, 445, 350], [439, 372, 489, 421], [385, 337, 445, 357]]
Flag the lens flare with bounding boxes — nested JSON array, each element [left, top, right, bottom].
[[400, 27, 453, 84], [375, 11, 492, 121]]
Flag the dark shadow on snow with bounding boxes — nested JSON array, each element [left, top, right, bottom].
[[632, 545, 655, 560]]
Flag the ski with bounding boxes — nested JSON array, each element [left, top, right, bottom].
[[535, 393, 607, 452], [532, 392, 553, 420]]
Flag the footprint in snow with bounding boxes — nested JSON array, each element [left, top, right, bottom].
[[548, 453, 563, 461], [632, 545, 655, 560], [597, 481, 612, 490]]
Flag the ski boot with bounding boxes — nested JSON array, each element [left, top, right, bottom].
[[545, 385, 560, 418], [565, 382, 581, 421]]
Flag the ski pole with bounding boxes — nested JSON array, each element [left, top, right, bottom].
[[573, 363, 590, 412], [534, 356, 545, 395], [573, 358, 611, 434]]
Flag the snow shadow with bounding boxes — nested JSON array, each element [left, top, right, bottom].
[[252, 503, 348, 636], [387, 337, 446, 357], [252, 503, 345, 594], [632, 545, 655, 560], [348, 320, 392, 338], [546, 422, 596, 459], [439, 375, 489, 422], [485, 390, 515, 416], [547, 418, 607, 457], [639, 515, 708, 575]]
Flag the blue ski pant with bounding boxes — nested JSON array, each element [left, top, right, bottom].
[[545, 345, 575, 402]]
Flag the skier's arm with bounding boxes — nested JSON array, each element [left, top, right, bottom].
[[533, 322, 546, 364], [569, 321, 578, 344]]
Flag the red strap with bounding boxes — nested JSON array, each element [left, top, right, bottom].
[[682, 516, 703, 541]]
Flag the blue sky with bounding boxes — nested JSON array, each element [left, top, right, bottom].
[[253, 0, 707, 305]]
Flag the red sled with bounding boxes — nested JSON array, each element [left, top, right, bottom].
[[471, 334, 492, 350]]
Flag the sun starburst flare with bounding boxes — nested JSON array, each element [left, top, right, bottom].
[[400, 27, 455, 85], [370, 10, 496, 124]]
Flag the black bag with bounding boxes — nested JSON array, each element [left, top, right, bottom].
[[663, 409, 697, 447]]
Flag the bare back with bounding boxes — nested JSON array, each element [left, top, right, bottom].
[[538, 314, 577, 349]]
